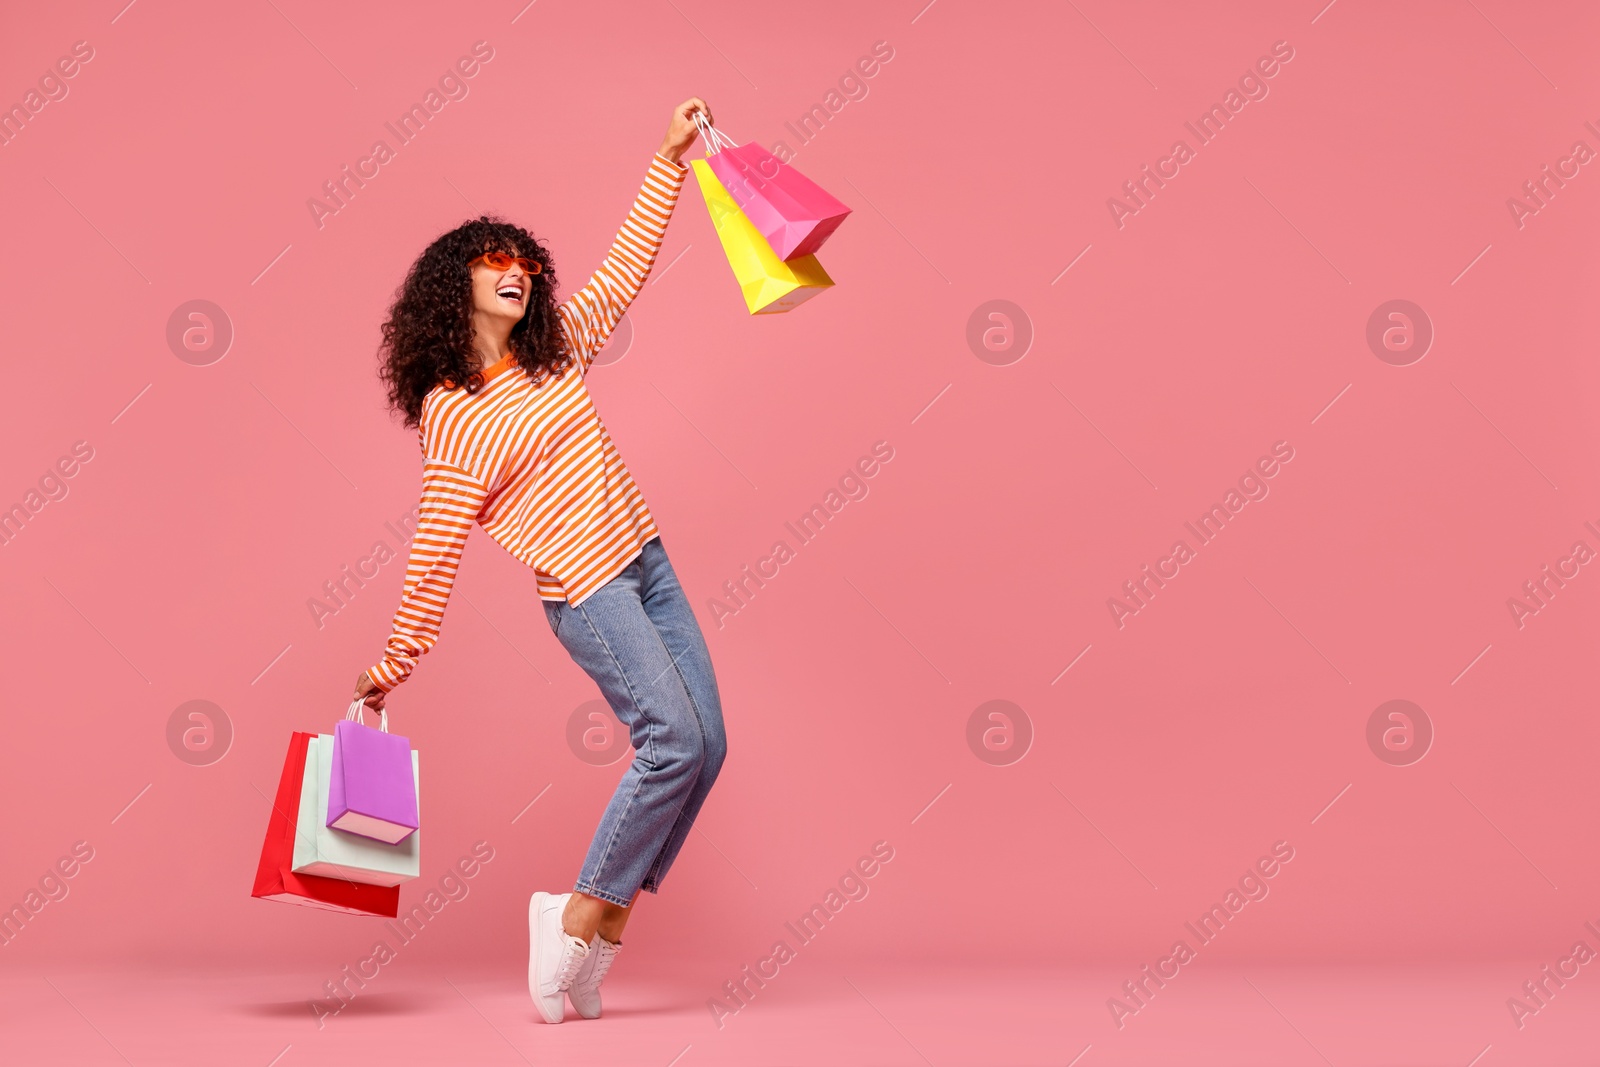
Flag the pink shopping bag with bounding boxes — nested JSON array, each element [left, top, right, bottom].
[[697, 114, 851, 262], [326, 698, 419, 845]]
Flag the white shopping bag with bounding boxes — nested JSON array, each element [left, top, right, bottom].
[[291, 733, 420, 886]]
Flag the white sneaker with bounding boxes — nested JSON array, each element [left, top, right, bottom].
[[528, 892, 590, 1024], [567, 934, 622, 1019]]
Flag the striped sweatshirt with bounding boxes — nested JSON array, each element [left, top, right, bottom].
[[365, 153, 688, 693]]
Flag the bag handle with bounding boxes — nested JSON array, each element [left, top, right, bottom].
[[693, 110, 717, 153], [693, 110, 739, 155], [346, 696, 389, 733]]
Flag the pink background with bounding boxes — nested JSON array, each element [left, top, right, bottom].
[[2, 0, 1598, 1062]]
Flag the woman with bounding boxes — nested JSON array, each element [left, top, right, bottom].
[[352, 98, 727, 1024]]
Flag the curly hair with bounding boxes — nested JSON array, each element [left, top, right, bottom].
[[377, 216, 571, 430]]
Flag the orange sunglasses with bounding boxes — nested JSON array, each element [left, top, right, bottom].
[[470, 251, 543, 275]]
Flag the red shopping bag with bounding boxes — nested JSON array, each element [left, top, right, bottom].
[[251, 731, 399, 917]]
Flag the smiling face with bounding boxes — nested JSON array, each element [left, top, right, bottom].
[[469, 251, 534, 328]]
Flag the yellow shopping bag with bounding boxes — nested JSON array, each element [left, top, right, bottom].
[[691, 158, 834, 315]]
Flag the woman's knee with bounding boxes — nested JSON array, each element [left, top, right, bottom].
[[651, 715, 706, 775], [698, 728, 726, 783]]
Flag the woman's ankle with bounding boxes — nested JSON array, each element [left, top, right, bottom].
[[561, 892, 604, 942]]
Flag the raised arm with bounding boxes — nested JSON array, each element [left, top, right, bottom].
[[558, 98, 711, 373], [557, 154, 686, 372], [361, 454, 489, 694]]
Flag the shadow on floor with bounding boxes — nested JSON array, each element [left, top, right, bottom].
[[234, 991, 437, 1020]]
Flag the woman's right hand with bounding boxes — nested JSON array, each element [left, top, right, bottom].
[[353, 671, 386, 713]]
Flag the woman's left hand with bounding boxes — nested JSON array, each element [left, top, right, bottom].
[[658, 98, 713, 163]]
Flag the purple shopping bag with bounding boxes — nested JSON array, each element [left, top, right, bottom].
[[326, 698, 419, 845], [699, 116, 851, 262]]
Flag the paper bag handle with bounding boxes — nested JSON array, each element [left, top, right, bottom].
[[346, 696, 389, 733], [693, 110, 739, 154]]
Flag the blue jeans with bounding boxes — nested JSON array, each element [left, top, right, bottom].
[[541, 536, 727, 907]]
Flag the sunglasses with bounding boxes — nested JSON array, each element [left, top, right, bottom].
[[470, 251, 543, 275]]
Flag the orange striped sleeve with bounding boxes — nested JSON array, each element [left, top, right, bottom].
[[559, 152, 687, 373], [365, 454, 489, 692]]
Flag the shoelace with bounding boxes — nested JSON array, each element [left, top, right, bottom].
[[581, 940, 619, 990], [554, 939, 589, 991]]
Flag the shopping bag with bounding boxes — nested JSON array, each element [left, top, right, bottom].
[[698, 116, 851, 261], [292, 734, 420, 887], [327, 699, 419, 844], [251, 731, 400, 916], [691, 158, 834, 315]]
